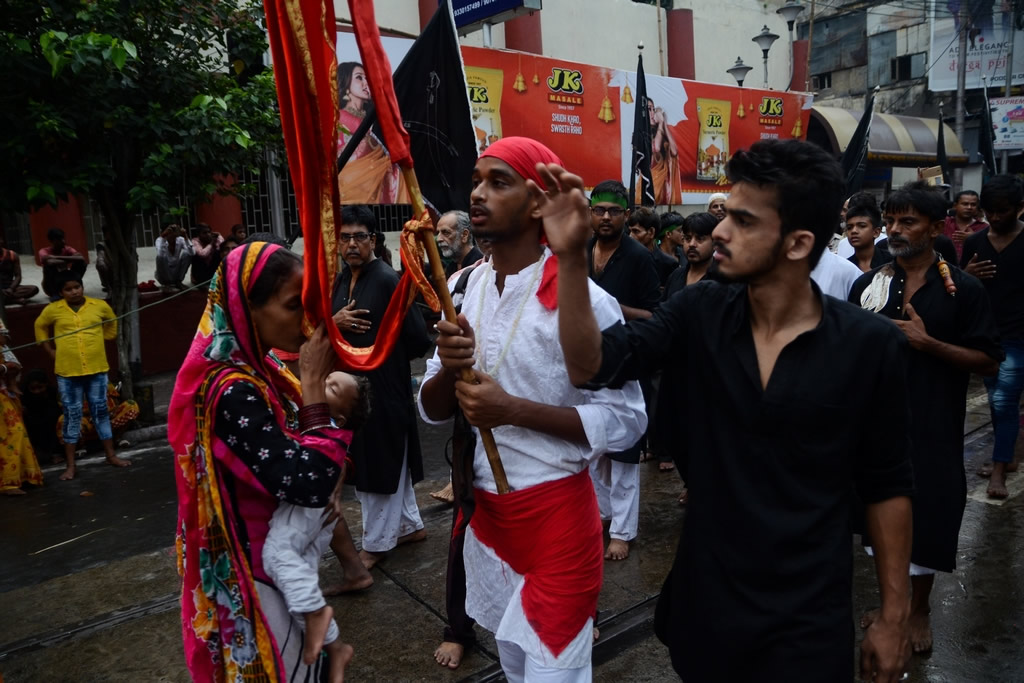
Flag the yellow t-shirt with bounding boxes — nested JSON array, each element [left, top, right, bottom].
[[34, 297, 118, 377]]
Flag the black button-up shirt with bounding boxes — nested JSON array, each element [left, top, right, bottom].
[[587, 233, 661, 312], [850, 257, 1002, 571], [587, 280, 914, 680]]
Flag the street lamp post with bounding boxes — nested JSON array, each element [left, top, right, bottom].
[[752, 25, 780, 89], [776, 0, 805, 90], [727, 57, 753, 87]]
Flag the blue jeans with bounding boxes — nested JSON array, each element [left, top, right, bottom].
[[984, 341, 1024, 464], [58, 373, 112, 445]]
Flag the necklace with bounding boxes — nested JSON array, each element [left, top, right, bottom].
[[473, 256, 545, 379]]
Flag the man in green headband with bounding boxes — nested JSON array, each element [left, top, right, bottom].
[[586, 179, 660, 561]]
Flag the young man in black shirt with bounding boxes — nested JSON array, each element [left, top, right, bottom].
[[847, 202, 891, 272], [627, 206, 678, 289], [587, 180, 661, 560], [962, 175, 1024, 498], [539, 139, 915, 682], [851, 181, 1001, 654], [663, 212, 718, 298]]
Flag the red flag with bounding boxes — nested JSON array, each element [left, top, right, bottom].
[[347, 0, 412, 168], [264, 0, 436, 371]]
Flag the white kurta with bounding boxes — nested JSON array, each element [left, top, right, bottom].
[[417, 249, 647, 670]]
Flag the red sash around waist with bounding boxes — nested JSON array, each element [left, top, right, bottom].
[[470, 469, 603, 657]]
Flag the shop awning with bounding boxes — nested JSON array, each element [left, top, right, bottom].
[[808, 106, 969, 167]]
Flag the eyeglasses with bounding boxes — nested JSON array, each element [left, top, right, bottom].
[[339, 232, 372, 243], [591, 206, 625, 218]]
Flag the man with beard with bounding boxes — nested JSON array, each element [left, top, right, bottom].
[[851, 181, 1001, 654], [627, 207, 678, 289], [419, 137, 646, 681], [546, 138, 915, 682], [587, 180, 659, 560], [706, 193, 727, 220], [962, 175, 1024, 499], [438, 210, 483, 278], [329, 205, 432, 572], [664, 212, 717, 298]]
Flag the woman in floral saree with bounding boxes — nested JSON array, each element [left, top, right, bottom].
[[170, 242, 351, 682]]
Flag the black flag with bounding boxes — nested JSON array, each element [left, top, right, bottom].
[[977, 90, 997, 175], [936, 109, 952, 186], [338, 0, 475, 215], [839, 87, 877, 196], [629, 53, 655, 209]]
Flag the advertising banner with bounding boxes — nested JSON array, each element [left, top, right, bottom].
[[928, 0, 1024, 92], [991, 96, 1024, 151], [336, 33, 813, 206]]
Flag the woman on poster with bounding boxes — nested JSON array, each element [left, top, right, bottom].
[[336, 61, 409, 204]]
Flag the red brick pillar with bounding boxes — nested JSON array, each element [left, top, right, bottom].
[[505, 11, 542, 54], [30, 195, 89, 263], [790, 39, 809, 91], [418, 0, 436, 31], [194, 175, 243, 237], [666, 9, 695, 80]]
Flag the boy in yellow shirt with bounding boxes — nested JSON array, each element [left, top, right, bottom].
[[34, 271, 130, 480]]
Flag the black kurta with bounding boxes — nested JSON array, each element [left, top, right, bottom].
[[961, 227, 1024, 342], [332, 258, 431, 494], [587, 233, 661, 464], [587, 281, 915, 681], [849, 258, 1002, 571]]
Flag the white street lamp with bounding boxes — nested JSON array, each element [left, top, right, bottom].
[[752, 25, 780, 88], [727, 56, 754, 87]]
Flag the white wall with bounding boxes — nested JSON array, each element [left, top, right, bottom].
[[680, 0, 797, 89]]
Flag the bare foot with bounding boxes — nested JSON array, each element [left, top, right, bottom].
[[325, 639, 353, 683], [303, 605, 334, 665], [359, 549, 384, 571], [322, 574, 374, 596], [1, 487, 27, 496], [639, 451, 655, 463], [429, 482, 455, 505], [59, 467, 76, 481], [593, 626, 600, 642], [433, 641, 464, 669], [659, 461, 675, 472], [106, 455, 131, 468], [908, 612, 932, 653], [678, 488, 688, 506], [397, 528, 427, 545], [605, 538, 630, 561], [860, 608, 880, 630], [989, 463, 1010, 499], [977, 461, 994, 477]]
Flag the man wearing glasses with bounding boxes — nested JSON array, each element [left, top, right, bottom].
[[587, 180, 660, 561], [329, 205, 432, 574]]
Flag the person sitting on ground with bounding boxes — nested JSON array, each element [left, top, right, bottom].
[[56, 381, 139, 447], [230, 223, 248, 242], [155, 224, 192, 290], [33, 270, 130, 480], [38, 228, 87, 300], [262, 370, 370, 683], [0, 322, 42, 496], [219, 237, 239, 260], [21, 368, 62, 464], [0, 235, 39, 305], [190, 223, 224, 286]]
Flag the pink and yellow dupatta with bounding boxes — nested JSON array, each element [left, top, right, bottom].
[[170, 242, 303, 682]]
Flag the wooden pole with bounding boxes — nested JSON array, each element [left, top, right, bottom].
[[400, 166, 511, 494]]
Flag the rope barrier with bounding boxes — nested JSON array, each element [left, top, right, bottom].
[[4, 280, 211, 354]]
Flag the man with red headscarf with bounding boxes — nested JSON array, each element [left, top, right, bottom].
[[418, 137, 646, 681]]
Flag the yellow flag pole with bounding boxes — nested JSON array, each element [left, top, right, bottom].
[[400, 167, 511, 494]]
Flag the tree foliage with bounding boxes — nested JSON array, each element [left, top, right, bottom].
[[0, 0, 285, 396]]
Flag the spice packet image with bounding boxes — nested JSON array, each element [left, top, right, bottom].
[[696, 98, 731, 184], [465, 66, 504, 154]]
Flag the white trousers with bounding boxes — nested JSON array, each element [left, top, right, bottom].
[[356, 449, 423, 552], [262, 503, 339, 644], [589, 457, 639, 542], [496, 640, 592, 683]]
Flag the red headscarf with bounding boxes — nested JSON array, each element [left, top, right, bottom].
[[479, 137, 564, 310]]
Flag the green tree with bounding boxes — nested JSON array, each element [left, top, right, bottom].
[[0, 0, 284, 398]]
